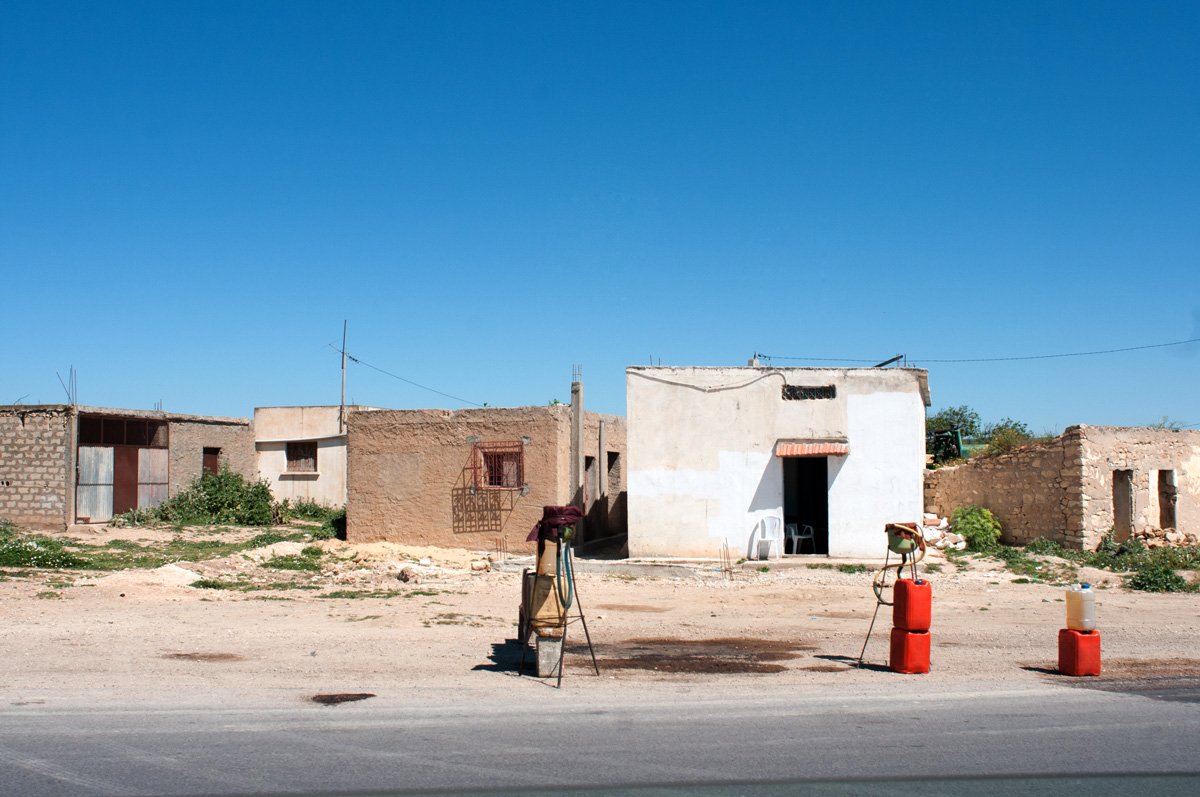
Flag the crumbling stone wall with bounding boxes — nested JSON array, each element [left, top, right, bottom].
[[924, 431, 1083, 547], [925, 425, 1200, 550], [1076, 426, 1200, 546], [167, 419, 256, 496], [0, 406, 73, 530]]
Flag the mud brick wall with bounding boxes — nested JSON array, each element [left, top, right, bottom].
[[167, 419, 257, 496], [924, 430, 1084, 547], [346, 407, 569, 551], [0, 406, 72, 530]]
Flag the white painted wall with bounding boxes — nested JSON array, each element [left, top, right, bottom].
[[626, 367, 929, 559], [254, 406, 358, 507]]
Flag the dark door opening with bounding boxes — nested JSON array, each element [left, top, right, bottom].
[[113, 447, 139, 516], [1112, 469, 1134, 542], [783, 456, 829, 555], [1158, 470, 1177, 529], [203, 447, 221, 476]]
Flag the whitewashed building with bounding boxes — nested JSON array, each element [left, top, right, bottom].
[[626, 366, 931, 559], [254, 405, 379, 508]]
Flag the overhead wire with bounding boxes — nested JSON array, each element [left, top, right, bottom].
[[328, 344, 484, 408], [759, 336, 1200, 365]]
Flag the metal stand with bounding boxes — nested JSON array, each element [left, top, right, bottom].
[[518, 574, 599, 687], [858, 549, 890, 667]]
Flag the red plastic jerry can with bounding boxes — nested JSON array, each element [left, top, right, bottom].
[[889, 627, 931, 674], [893, 578, 932, 632], [1058, 628, 1101, 677]]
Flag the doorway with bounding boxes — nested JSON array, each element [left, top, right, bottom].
[[1112, 469, 1134, 542], [1158, 470, 1177, 529], [783, 456, 829, 555]]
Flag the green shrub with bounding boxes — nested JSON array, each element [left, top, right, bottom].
[[117, 467, 279, 527], [282, 499, 338, 522], [1128, 562, 1193, 593], [951, 505, 1002, 551], [312, 508, 346, 541]]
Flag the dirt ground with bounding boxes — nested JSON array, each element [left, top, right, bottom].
[[2, 523, 1199, 706]]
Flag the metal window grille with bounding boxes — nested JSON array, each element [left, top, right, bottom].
[[286, 441, 318, 473], [472, 441, 524, 490], [782, 384, 836, 401]]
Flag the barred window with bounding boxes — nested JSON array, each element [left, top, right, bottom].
[[473, 441, 524, 490], [782, 384, 836, 401]]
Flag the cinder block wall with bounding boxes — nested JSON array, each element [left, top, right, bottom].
[[167, 420, 257, 496], [0, 406, 72, 530], [923, 431, 1084, 547]]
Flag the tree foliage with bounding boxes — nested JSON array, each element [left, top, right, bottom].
[[926, 405, 982, 438]]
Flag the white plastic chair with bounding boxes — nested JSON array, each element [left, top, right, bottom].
[[786, 523, 815, 554], [751, 516, 784, 560]]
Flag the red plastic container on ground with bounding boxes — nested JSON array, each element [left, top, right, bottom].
[[889, 628, 931, 674], [893, 578, 932, 632], [1058, 628, 1101, 676]]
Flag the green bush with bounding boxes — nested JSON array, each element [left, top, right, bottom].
[[282, 499, 338, 522], [951, 505, 1002, 551], [311, 508, 346, 540], [1128, 562, 1193, 593], [117, 467, 279, 527]]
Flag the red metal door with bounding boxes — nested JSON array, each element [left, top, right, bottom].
[[113, 447, 139, 515]]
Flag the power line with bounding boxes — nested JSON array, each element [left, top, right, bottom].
[[759, 336, 1200, 366], [328, 345, 484, 408]]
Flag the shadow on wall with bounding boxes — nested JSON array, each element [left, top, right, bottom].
[[450, 449, 520, 535]]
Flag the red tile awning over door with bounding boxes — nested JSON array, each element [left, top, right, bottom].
[[774, 440, 849, 457]]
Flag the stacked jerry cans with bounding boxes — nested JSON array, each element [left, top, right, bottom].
[[890, 578, 932, 673], [1058, 584, 1100, 676]]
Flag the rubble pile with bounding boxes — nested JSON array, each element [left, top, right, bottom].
[[1132, 527, 1200, 549], [921, 513, 967, 551]]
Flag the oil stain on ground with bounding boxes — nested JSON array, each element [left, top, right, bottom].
[[311, 693, 375, 705], [1027, 657, 1200, 704], [570, 637, 815, 674], [162, 652, 244, 662]]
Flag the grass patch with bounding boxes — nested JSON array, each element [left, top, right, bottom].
[[192, 578, 321, 592], [806, 563, 835, 570], [36, 590, 61, 599], [836, 564, 869, 574], [974, 534, 1200, 593], [0, 522, 84, 568], [260, 545, 323, 572], [319, 589, 406, 600], [923, 563, 943, 573], [758, 566, 770, 573]]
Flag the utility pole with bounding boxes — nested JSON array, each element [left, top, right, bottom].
[[570, 365, 585, 541], [339, 320, 347, 434]]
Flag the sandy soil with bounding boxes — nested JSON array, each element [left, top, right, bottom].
[[2, 525, 1199, 707]]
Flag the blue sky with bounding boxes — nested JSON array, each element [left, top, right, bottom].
[[2, 1, 1197, 432]]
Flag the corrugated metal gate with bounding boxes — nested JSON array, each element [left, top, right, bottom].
[[77, 446, 115, 522], [75, 415, 169, 523]]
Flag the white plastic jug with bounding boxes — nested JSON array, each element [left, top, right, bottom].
[[1066, 583, 1097, 632]]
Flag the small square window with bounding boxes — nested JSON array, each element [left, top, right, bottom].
[[286, 441, 318, 473]]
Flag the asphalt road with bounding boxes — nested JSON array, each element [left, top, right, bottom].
[[1, 679, 1198, 796]]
